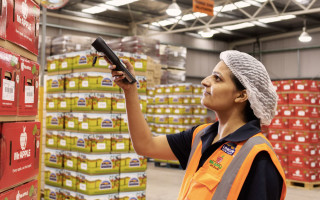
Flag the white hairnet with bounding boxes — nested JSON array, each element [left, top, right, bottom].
[[220, 50, 277, 126]]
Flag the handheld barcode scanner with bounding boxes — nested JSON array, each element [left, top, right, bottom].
[[91, 37, 137, 84]]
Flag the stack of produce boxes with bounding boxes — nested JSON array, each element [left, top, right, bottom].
[[146, 84, 208, 166], [269, 79, 320, 186], [0, 0, 41, 199], [44, 50, 147, 200]]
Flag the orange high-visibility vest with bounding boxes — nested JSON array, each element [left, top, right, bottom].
[[178, 124, 287, 200]]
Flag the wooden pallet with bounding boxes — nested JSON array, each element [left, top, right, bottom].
[[286, 179, 320, 190]]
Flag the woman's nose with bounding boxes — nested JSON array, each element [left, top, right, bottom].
[[201, 77, 210, 87]]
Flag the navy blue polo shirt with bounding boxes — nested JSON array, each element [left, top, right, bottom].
[[167, 120, 283, 200]]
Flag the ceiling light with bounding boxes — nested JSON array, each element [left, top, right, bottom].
[[223, 22, 254, 30], [299, 22, 312, 42], [166, 0, 181, 17], [106, 0, 138, 7], [258, 15, 296, 23], [178, 12, 207, 21], [82, 6, 107, 14], [294, 0, 311, 4], [198, 28, 218, 38]]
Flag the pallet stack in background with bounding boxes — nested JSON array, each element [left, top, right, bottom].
[[269, 79, 320, 189], [43, 49, 151, 200], [146, 84, 209, 166], [0, 0, 41, 199]]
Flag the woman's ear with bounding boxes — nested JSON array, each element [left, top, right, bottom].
[[235, 90, 248, 103]]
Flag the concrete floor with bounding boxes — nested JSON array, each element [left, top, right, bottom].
[[146, 162, 320, 200]]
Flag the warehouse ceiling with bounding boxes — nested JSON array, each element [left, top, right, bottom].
[[46, 0, 320, 42]]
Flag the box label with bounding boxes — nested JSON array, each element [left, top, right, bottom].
[[67, 160, 73, 167], [97, 143, 106, 150], [98, 102, 106, 108], [2, 79, 15, 101], [25, 86, 34, 103]]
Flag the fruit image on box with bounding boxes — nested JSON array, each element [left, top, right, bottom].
[[0, 48, 19, 115], [92, 134, 112, 153], [119, 191, 146, 200], [57, 131, 71, 150], [0, 0, 6, 40], [62, 170, 77, 191], [76, 173, 119, 195], [46, 130, 58, 148], [18, 57, 39, 115], [72, 93, 92, 111], [6, 0, 40, 55], [46, 112, 64, 130], [95, 114, 120, 133], [112, 134, 130, 152], [44, 185, 61, 200], [120, 114, 128, 132], [93, 93, 112, 111], [61, 189, 77, 200], [136, 75, 147, 93], [73, 50, 94, 69], [119, 172, 147, 192], [0, 179, 38, 200], [44, 148, 63, 168], [63, 151, 78, 171], [46, 94, 58, 111], [66, 73, 80, 91], [70, 133, 92, 152], [47, 56, 60, 73], [120, 153, 147, 173], [44, 167, 63, 187], [78, 153, 120, 174], [78, 113, 97, 132], [46, 75, 65, 92], [112, 94, 126, 113], [59, 53, 74, 71], [79, 72, 99, 90], [96, 72, 119, 91], [0, 122, 40, 190], [76, 193, 119, 200], [65, 113, 80, 131], [58, 93, 72, 111]]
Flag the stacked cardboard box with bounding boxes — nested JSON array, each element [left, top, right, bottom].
[[146, 57, 162, 87], [269, 80, 320, 183], [0, 0, 41, 199], [44, 50, 147, 200], [146, 84, 208, 165]]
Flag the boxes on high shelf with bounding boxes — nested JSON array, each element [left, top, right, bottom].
[[62, 170, 77, 191], [0, 179, 38, 200], [92, 93, 112, 112], [47, 55, 60, 73], [120, 153, 147, 173], [6, 0, 40, 55], [44, 148, 63, 168], [91, 134, 112, 153], [119, 172, 147, 192], [63, 151, 78, 172], [280, 80, 293, 92], [132, 54, 147, 72], [17, 57, 39, 116], [46, 112, 64, 130], [286, 143, 317, 156], [65, 73, 80, 91], [288, 155, 318, 169], [58, 93, 72, 111], [277, 93, 288, 105], [44, 167, 63, 187], [44, 185, 62, 200], [0, 122, 41, 191], [0, 47, 19, 115], [46, 93, 58, 111], [73, 50, 94, 69], [46, 75, 65, 92], [70, 132, 91, 153], [111, 134, 130, 152], [288, 93, 309, 105], [72, 93, 92, 111], [269, 117, 289, 129], [287, 167, 318, 182]]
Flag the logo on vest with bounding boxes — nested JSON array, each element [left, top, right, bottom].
[[221, 142, 236, 155], [209, 155, 224, 170]]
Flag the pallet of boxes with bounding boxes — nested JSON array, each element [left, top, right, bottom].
[[43, 45, 147, 200], [268, 79, 320, 189], [0, 0, 41, 199], [146, 57, 162, 87]]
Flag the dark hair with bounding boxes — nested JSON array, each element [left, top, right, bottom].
[[230, 74, 260, 123]]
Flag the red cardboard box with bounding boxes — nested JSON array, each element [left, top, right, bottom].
[[309, 119, 318, 131], [309, 107, 320, 118], [269, 117, 288, 129], [293, 80, 309, 91], [17, 57, 39, 116], [280, 105, 294, 117], [309, 93, 319, 105], [0, 122, 40, 191], [272, 81, 281, 92], [288, 155, 318, 169], [288, 167, 318, 182], [277, 93, 288, 105], [295, 130, 318, 143], [0, 47, 19, 115], [294, 106, 309, 117], [268, 129, 283, 141], [0, 180, 38, 199], [282, 165, 289, 178], [274, 106, 282, 117], [289, 93, 309, 105], [270, 141, 288, 154], [280, 80, 293, 92], [283, 130, 294, 142], [309, 80, 320, 92], [6, 0, 40, 55], [289, 118, 310, 130], [0, 0, 7, 40], [287, 143, 317, 156], [276, 154, 288, 168]]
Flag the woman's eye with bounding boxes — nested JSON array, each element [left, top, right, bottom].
[[214, 75, 221, 81]]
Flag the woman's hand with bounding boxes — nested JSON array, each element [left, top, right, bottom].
[[107, 58, 137, 92]]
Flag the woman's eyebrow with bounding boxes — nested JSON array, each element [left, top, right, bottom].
[[212, 71, 223, 77]]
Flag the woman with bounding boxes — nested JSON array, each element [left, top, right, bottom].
[[109, 50, 287, 200]]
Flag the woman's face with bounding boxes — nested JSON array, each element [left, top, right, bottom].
[[201, 61, 239, 112]]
